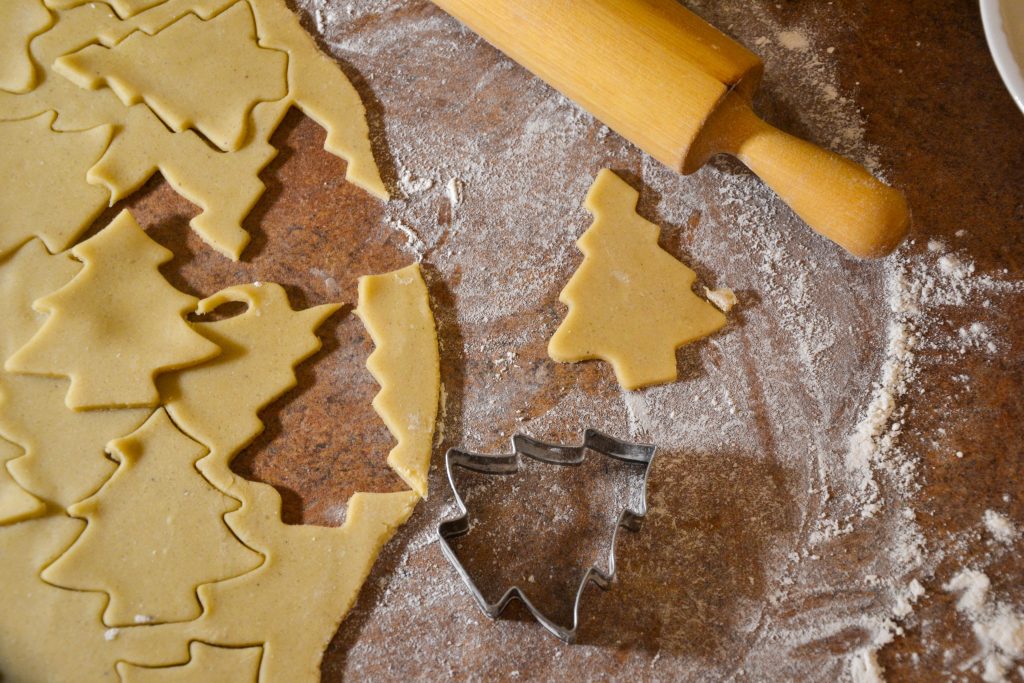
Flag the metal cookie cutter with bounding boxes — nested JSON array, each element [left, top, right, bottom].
[[437, 428, 656, 643]]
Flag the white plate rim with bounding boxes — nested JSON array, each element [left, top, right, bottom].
[[980, 0, 1024, 115]]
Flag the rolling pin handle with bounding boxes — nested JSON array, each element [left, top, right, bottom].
[[703, 92, 911, 258]]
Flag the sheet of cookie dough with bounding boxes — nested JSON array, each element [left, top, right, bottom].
[[0, 0, 53, 93], [0, 113, 112, 258], [5, 210, 221, 409], [113, 268, 439, 681], [549, 169, 727, 390], [356, 263, 441, 498], [113, 482, 418, 682]]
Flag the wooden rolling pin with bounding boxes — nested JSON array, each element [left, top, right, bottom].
[[431, 0, 910, 258]]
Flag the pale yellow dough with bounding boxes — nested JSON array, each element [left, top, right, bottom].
[[549, 169, 727, 390], [0, 1, 432, 677], [159, 282, 340, 487], [42, 408, 262, 627], [0, 267, 439, 679], [1, 0, 387, 259], [118, 642, 263, 683], [0, 239, 149, 512], [0, 437, 44, 526], [0, 112, 112, 258], [87, 269, 433, 680], [0, 0, 52, 94], [6, 211, 221, 409], [0, 515, 117, 682], [356, 263, 442, 498], [56, 1, 288, 152], [49, 0, 169, 21]]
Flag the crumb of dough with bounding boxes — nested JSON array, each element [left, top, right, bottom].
[[704, 287, 738, 313]]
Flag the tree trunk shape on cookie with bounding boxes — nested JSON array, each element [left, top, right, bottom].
[[548, 169, 726, 390], [54, 1, 288, 152]]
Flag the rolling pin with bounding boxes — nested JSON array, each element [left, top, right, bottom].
[[430, 0, 910, 258]]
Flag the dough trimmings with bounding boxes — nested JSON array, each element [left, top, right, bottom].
[[548, 169, 727, 390], [159, 281, 341, 488], [356, 262, 442, 498]]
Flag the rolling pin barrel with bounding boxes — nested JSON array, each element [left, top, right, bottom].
[[431, 0, 910, 258]]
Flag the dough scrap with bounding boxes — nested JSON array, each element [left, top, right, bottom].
[[356, 263, 441, 498], [0, 0, 53, 94], [0, 239, 151, 508], [5, 210, 222, 409], [118, 641, 263, 683], [158, 282, 340, 488], [0, 112, 112, 258], [549, 169, 727, 390], [0, 0, 387, 260], [56, 1, 288, 152], [246, 0, 388, 200], [0, 437, 45, 526], [43, 408, 262, 627]]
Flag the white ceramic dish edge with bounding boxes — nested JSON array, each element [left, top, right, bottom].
[[980, 0, 1024, 115]]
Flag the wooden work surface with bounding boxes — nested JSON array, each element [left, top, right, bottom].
[[116, 0, 1023, 680]]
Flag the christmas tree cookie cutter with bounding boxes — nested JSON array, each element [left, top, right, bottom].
[[437, 429, 656, 643]]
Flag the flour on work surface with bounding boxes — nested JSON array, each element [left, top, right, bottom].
[[944, 569, 1024, 682], [287, 0, 1022, 680], [984, 510, 1018, 545]]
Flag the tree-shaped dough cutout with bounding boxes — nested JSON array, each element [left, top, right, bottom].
[[5, 210, 221, 409], [42, 408, 262, 627], [548, 169, 727, 390], [55, 1, 287, 152]]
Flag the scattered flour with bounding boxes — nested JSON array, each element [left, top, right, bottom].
[[850, 647, 885, 683], [944, 569, 1024, 682], [984, 510, 1018, 545]]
